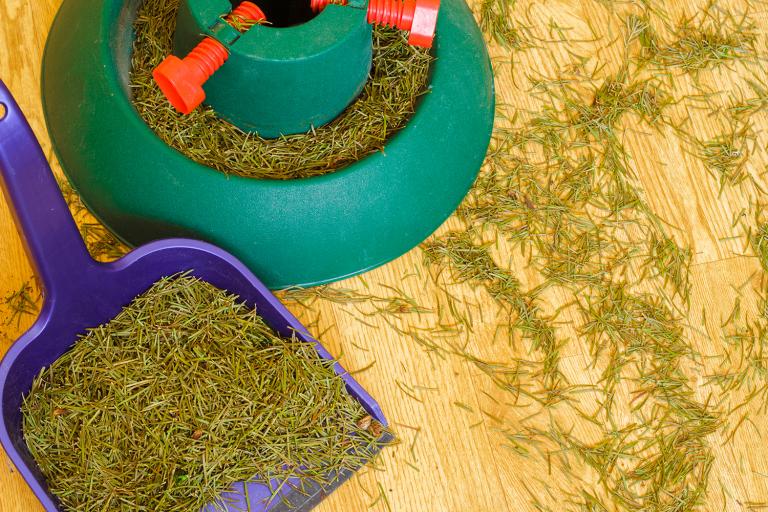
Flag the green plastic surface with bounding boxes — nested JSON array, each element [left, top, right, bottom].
[[41, 0, 495, 289], [176, 0, 373, 137]]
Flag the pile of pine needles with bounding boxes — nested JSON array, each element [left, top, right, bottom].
[[130, 0, 432, 180], [22, 275, 383, 511], [278, 1, 768, 509]]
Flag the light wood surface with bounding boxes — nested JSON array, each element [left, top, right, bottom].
[[2, 0, 768, 510]]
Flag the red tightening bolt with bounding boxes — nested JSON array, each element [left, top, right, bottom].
[[153, 1, 266, 114], [311, 0, 440, 49], [311, 0, 341, 11]]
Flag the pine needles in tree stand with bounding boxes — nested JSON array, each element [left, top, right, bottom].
[[129, 0, 432, 180]]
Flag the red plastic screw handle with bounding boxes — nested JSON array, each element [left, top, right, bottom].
[[311, 0, 343, 11], [312, 0, 440, 49], [227, 1, 268, 29], [153, 1, 266, 114]]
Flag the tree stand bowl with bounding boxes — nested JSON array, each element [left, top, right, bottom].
[[41, 0, 495, 289]]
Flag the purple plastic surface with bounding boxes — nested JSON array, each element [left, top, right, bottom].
[[0, 81, 388, 512]]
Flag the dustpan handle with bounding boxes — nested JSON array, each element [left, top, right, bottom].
[[0, 81, 94, 294]]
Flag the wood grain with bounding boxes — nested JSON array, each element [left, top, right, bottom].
[[2, 0, 768, 510]]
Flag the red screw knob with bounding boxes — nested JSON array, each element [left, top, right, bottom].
[[311, 0, 440, 49], [227, 1, 268, 30], [153, 1, 266, 114], [311, 0, 343, 11]]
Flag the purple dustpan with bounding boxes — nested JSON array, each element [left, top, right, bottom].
[[0, 81, 390, 511]]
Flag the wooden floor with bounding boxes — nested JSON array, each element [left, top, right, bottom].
[[2, 0, 768, 510]]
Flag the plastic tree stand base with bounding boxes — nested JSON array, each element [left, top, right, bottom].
[[41, 0, 495, 290], [0, 80, 391, 512]]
